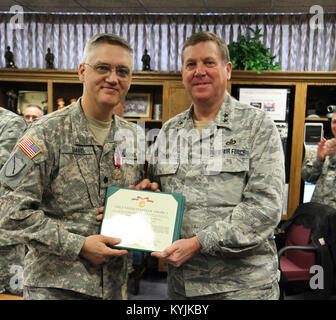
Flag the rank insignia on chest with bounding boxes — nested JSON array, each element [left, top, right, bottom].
[[18, 137, 42, 159]]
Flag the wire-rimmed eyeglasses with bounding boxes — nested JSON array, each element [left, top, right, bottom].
[[84, 63, 131, 80]]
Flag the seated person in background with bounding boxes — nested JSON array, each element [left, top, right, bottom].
[[23, 105, 43, 125], [302, 111, 336, 208]]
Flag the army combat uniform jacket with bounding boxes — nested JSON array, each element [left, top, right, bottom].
[[0, 107, 27, 169], [150, 93, 285, 297], [0, 101, 144, 299], [301, 153, 336, 208], [0, 107, 27, 294]]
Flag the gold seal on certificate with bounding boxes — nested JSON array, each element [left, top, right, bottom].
[[100, 187, 185, 252]]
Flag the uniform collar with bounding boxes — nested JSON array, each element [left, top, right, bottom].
[[70, 98, 116, 146], [175, 92, 233, 132], [212, 92, 233, 130]]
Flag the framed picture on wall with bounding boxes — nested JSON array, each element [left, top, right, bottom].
[[17, 90, 47, 115], [238, 87, 288, 121], [124, 93, 152, 120]]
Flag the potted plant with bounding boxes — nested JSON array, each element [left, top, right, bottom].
[[228, 27, 281, 73]]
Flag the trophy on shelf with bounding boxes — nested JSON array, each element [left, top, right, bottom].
[[45, 48, 55, 69], [141, 49, 151, 71], [57, 98, 65, 110], [5, 46, 17, 68]]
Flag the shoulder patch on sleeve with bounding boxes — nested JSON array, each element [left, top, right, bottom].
[[18, 137, 42, 159], [5, 155, 26, 177], [0, 153, 35, 190]]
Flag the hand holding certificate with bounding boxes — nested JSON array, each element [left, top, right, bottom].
[[100, 187, 185, 252]]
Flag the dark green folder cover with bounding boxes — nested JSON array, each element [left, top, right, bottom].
[[100, 186, 185, 252]]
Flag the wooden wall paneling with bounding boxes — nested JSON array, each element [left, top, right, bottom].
[[162, 80, 191, 123], [287, 82, 307, 218], [47, 80, 53, 113]]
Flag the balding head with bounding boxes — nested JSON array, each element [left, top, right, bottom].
[[23, 105, 43, 125]]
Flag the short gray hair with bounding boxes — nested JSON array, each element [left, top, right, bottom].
[[24, 104, 42, 112], [82, 33, 133, 63]]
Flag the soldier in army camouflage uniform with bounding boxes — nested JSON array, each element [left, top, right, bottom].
[[302, 111, 336, 208], [150, 32, 285, 300], [0, 107, 27, 169], [0, 34, 155, 300], [0, 107, 27, 295]]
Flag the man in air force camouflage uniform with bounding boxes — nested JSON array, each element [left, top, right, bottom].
[[302, 111, 336, 208], [0, 107, 27, 295], [0, 34, 155, 300], [150, 32, 285, 299]]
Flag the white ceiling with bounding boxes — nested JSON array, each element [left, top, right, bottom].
[[0, 0, 335, 14]]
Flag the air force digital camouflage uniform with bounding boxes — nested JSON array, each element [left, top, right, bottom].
[[150, 93, 285, 299], [0, 100, 144, 299], [0, 107, 27, 294], [301, 153, 336, 208]]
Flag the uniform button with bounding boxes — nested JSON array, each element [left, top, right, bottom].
[[103, 177, 108, 183]]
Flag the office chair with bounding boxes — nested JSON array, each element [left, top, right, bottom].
[[279, 224, 317, 281], [278, 202, 336, 299]]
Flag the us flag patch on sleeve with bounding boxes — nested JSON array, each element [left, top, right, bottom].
[[19, 137, 42, 159]]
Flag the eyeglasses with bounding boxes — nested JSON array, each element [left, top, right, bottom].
[[84, 63, 131, 80]]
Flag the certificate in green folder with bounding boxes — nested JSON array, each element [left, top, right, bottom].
[[100, 187, 185, 252]]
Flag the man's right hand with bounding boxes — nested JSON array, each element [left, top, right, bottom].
[[317, 137, 336, 162], [317, 138, 327, 162], [79, 235, 128, 265], [324, 138, 336, 157]]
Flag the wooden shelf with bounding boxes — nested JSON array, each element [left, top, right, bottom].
[[305, 117, 329, 121], [0, 69, 182, 117]]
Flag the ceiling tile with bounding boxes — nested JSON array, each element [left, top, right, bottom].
[[79, 7, 147, 13], [273, 0, 336, 13], [145, 7, 207, 13], [77, 0, 142, 8], [0, 0, 33, 11], [207, 7, 271, 13], [142, 0, 205, 7], [22, 0, 80, 8], [206, 0, 272, 9], [0, 0, 334, 14]]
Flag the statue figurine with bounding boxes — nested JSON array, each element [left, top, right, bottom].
[[6, 89, 18, 112], [45, 48, 55, 69], [141, 49, 151, 71], [5, 46, 17, 68]]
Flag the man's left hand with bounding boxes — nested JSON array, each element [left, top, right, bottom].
[[151, 237, 202, 267], [96, 179, 160, 221], [129, 178, 160, 192]]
